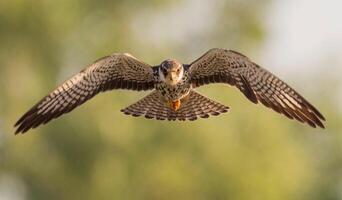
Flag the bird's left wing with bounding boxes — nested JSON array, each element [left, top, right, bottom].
[[188, 48, 325, 128], [15, 53, 155, 134]]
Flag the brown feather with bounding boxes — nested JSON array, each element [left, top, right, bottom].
[[188, 48, 325, 128]]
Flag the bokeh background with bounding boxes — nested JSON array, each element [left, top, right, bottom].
[[0, 0, 341, 199]]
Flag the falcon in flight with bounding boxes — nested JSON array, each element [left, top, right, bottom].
[[15, 48, 325, 134]]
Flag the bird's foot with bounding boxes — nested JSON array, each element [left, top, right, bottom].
[[169, 100, 181, 111]]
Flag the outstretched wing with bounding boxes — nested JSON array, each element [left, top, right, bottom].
[[15, 53, 155, 134], [188, 48, 325, 128]]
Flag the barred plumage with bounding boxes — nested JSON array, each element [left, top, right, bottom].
[[189, 48, 325, 128], [121, 91, 229, 121], [15, 48, 325, 134], [15, 53, 154, 134]]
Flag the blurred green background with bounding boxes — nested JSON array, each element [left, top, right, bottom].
[[0, 0, 341, 199]]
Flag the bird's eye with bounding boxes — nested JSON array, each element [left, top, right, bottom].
[[177, 68, 181, 73], [162, 68, 167, 76]]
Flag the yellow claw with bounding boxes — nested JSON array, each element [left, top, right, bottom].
[[169, 100, 181, 111]]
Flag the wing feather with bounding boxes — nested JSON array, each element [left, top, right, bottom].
[[15, 53, 154, 134], [188, 48, 325, 128]]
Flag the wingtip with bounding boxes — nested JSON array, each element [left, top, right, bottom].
[[317, 122, 325, 129], [14, 122, 22, 135], [317, 119, 326, 129], [14, 128, 23, 135], [14, 116, 30, 135], [14, 119, 22, 127], [303, 117, 325, 129]]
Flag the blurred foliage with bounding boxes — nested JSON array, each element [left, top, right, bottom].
[[0, 0, 341, 200]]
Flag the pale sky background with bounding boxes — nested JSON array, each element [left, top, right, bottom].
[[262, 0, 342, 110], [262, 0, 342, 75]]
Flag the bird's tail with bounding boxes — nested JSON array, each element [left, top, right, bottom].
[[121, 90, 229, 121]]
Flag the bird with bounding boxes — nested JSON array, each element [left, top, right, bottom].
[[14, 48, 326, 134]]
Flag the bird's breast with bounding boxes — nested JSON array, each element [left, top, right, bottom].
[[155, 82, 191, 101]]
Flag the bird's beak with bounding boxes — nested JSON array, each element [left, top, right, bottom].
[[171, 72, 177, 80], [169, 72, 178, 84]]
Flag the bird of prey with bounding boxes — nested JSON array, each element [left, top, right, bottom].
[[14, 48, 325, 134]]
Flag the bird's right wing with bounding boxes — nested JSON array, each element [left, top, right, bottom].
[[188, 48, 325, 128], [15, 53, 155, 134]]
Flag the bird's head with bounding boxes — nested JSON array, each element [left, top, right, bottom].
[[159, 59, 184, 85]]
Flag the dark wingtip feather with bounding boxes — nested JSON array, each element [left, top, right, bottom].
[[14, 112, 35, 135], [317, 122, 325, 129], [14, 108, 35, 128], [14, 128, 21, 135], [311, 107, 326, 121], [14, 94, 51, 133], [14, 115, 35, 135]]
